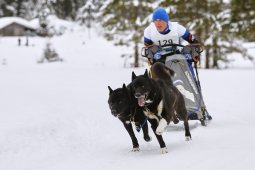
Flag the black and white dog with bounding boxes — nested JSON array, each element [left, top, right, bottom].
[[108, 84, 151, 151], [131, 63, 191, 149]]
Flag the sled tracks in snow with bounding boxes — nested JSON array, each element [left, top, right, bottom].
[[165, 121, 208, 132], [165, 119, 212, 132]]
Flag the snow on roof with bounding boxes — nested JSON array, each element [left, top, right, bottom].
[[0, 17, 37, 30], [30, 15, 79, 32]]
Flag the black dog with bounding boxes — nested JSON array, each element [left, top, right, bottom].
[[151, 63, 191, 138], [108, 84, 151, 151], [131, 63, 191, 149]]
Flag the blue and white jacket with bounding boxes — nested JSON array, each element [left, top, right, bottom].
[[144, 22, 198, 46]]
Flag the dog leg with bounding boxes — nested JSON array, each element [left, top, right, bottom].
[[175, 100, 192, 141], [131, 147, 140, 152], [185, 136, 191, 141], [161, 147, 168, 154], [144, 136, 152, 142], [142, 122, 152, 142], [123, 122, 139, 150], [156, 118, 167, 135], [148, 119, 166, 149], [184, 120, 192, 141]]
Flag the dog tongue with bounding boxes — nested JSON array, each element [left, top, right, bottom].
[[138, 97, 145, 106]]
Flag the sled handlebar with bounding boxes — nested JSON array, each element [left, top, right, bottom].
[[141, 43, 181, 58], [141, 43, 203, 63]]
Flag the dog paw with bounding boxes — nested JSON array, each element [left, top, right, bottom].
[[161, 147, 168, 154], [144, 136, 152, 142], [156, 119, 167, 135], [156, 129, 162, 135], [185, 136, 192, 141], [131, 147, 140, 152]]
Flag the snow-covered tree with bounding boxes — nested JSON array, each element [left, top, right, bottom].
[[230, 0, 255, 42], [37, 0, 54, 36], [159, 0, 254, 69], [0, 0, 49, 19], [0, 0, 25, 17], [160, 0, 231, 69], [0, 1, 4, 17], [0, 0, 35, 19], [22, 0, 39, 20], [100, 0, 154, 67], [76, 0, 96, 38], [76, 0, 96, 28], [50, 0, 84, 20]]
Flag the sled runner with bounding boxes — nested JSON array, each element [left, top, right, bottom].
[[141, 44, 212, 125]]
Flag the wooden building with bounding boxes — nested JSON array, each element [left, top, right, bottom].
[[0, 17, 36, 36]]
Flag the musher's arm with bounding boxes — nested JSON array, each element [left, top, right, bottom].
[[144, 37, 153, 46], [181, 31, 200, 44], [144, 37, 154, 64], [182, 32, 201, 62], [178, 24, 201, 62]]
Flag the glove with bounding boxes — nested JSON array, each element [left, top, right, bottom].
[[153, 51, 161, 60], [192, 55, 200, 63], [193, 44, 203, 53]]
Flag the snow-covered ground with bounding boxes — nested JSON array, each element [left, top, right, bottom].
[[0, 25, 255, 170]]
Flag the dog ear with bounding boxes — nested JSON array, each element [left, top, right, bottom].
[[144, 69, 149, 78], [132, 71, 137, 81], [108, 86, 113, 94], [122, 83, 130, 97], [122, 83, 127, 89]]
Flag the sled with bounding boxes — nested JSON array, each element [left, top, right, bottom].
[[141, 44, 212, 125]]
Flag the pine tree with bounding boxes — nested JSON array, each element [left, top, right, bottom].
[[37, 0, 53, 36], [0, 0, 45, 19], [51, 0, 84, 20], [22, 0, 37, 19], [77, 0, 96, 27], [5, 0, 28, 18], [230, 0, 255, 41], [0, 0, 21, 17], [160, 0, 231, 69], [0, 1, 4, 17], [100, 0, 154, 67], [76, 0, 98, 38]]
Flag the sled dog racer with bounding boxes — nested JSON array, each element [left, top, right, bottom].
[[144, 7, 200, 64]]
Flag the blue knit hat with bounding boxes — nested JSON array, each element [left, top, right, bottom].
[[152, 8, 169, 23]]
